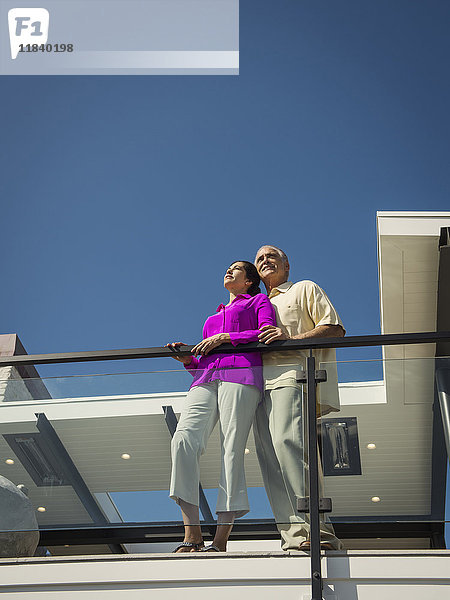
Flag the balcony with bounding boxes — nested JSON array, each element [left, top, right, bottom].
[[0, 332, 449, 599]]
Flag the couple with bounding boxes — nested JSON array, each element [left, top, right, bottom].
[[167, 245, 345, 553]]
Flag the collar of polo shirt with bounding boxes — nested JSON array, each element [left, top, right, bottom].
[[269, 281, 293, 298]]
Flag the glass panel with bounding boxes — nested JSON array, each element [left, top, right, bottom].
[[0, 363, 284, 556], [318, 355, 450, 550], [0, 353, 448, 556], [0, 367, 196, 402]]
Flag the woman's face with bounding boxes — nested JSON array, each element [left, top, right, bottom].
[[224, 262, 252, 294]]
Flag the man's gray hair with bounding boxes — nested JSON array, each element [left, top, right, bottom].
[[255, 245, 289, 263]]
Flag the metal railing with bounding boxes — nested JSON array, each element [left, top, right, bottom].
[[1, 330, 450, 600], [2, 331, 450, 367]]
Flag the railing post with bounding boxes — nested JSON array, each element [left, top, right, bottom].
[[306, 354, 323, 600]]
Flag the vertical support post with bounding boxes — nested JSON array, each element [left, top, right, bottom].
[[436, 228, 450, 463], [306, 354, 323, 600], [432, 227, 450, 539]]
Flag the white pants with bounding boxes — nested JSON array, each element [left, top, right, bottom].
[[253, 386, 342, 549], [170, 380, 261, 517]]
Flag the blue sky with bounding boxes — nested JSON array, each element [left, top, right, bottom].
[[2, 0, 450, 361], [1, 0, 450, 542]]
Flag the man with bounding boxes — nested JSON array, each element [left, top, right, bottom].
[[254, 245, 345, 551]]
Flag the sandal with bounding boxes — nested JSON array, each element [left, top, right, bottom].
[[172, 541, 204, 553], [299, 541, 335, 551], [200, 544, 221, 552]]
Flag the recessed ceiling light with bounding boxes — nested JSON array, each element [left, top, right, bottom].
[[371, 496, 381, 503], [37, 506, 46, 512], [244, 448, 250, 455], [121, 453, 131, 460], [367, 443, 376, 450], [5, 458, 14, 465]]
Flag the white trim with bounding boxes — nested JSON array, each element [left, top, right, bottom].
[[377, 212, 450, 236], [0, 552, 449, 599], [377, 211, 450, 217], [0, 392, 187, 423]]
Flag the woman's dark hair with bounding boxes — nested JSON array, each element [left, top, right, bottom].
[[229, 261, 261, 296]]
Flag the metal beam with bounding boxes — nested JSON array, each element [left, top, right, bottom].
[[436, 229, 450, 459], [2, 331, 450, 367], [36, 520, 443, 548], [430, 228, 450, 537], [35, 413, 125, 554]]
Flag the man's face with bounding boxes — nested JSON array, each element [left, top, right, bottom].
[[255, 246, 289, 286]]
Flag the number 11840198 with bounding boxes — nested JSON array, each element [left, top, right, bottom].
[[19, 43, 73, 53]]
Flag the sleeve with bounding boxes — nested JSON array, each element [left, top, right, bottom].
[[306, 282, 345, 333], [229, 295, 277, 346], [183, 356, 199, 372]]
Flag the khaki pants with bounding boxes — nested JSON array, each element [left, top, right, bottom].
[[253, 386, 342, 549], [170, 380, 261, 517]]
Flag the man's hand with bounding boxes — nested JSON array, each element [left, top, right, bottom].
[[165, 342, 193, 365], [259, 323, 345, 345], [258, 325, 288, 344], [191, 333, 230, 356]]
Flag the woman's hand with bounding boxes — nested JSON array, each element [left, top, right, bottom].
[[191, 333, 231, 356], [166, 342, 193, 365]]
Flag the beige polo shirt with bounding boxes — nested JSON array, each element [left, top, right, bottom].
[[263, 280, 344, 415]]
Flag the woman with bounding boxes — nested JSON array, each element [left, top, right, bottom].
[[167, 261, 276, 553]]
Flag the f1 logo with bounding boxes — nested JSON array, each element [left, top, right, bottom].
[[8, 8, 50, 59]]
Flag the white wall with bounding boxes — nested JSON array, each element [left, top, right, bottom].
[[0, 552, 449, 599]]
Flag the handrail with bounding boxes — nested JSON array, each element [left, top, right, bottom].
[[0, 331, 449, 367]]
